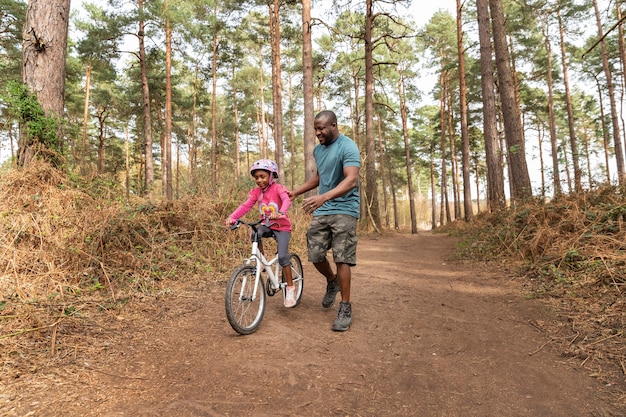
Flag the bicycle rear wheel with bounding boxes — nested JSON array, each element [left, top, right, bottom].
[[225, 265, 266, 335], [283, 253, 304, 306]]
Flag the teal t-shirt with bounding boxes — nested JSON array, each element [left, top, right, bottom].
[[313, 134, 361, 218]]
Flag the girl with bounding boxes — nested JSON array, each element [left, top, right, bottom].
[[226, 159, 297, 308]]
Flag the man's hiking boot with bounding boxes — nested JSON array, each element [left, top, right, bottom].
[[322, 276, 339, 308], [332, 301, 352, 332]]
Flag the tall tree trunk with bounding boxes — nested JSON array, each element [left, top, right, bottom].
[[439, 69, 450, 225], [288, 74, 296, 190], [232, 64, 241, 178], [190, 64, 198, 188], [96, 107, 106, 174], [20, 0, 70, 166], [476, 0, 506, 212], [430, 143, 437, 230], [376, 114, 389, 228], [617, 4, 626, 162], [81, 63, 91, 174], [456, 0, 473, 220], [138, 0, 154, 196], [592, 74, 611, 183], [388, 159, 398, 230], [543, 21, 561, 196], [537, 121, 546, 198], [211, 1, 219, 185], [125, 123, 130, 199], [301, 0, 316, 191], [557, 8, 581, 192], [163, 0, 173, 200], [258, 58, 269, 159], [364, 0, 380, 230], [593, 0, 624, 185], [489, 0, 532, 202], [270, 0, 285, 182], [447, 92, 461, 220], [398, 76, 417, 234]]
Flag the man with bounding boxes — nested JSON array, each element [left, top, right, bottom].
[[289, 110, 360, 331]]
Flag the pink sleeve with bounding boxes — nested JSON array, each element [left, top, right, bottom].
[[277, 185, 291, 213], [229, 188, 259, 220]]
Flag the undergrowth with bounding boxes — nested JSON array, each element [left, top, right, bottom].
[[0, 161, 307, 359], [443, 190, 625, 400]]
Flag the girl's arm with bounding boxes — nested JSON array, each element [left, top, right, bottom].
[[227, 189, 259, 221], [277, 186, 292, 215]]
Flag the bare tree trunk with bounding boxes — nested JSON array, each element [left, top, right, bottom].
[[232, 64, 241, 178], [593, 0, 624, 185], [557, 9, 581, 192], [176, 138, 180, 199], [269, 0, 285, 182], [476, 0, 506, 212], [211, 1, 219, 185], [439, 69, 450, 225], [537, 121, 546, 198], [364, 0, 380, 230], [447, 92, 460, 220], [592, 74, 611, 183], [163, 0, 173, 200], [543, 21, 561, 196], [398, 76, 417, 234], [125, 123, 130, 199], [20, 0, 70, 166], [288, 75, 296, 190], [301, 0, 316, 190], [81, 63, 91, 174], [388, 160, 398, 230], [489, 0, 532, 201], [430, 144, 437, 230], [376, 114, 389, 228], [456, 0, 473, 220], [96, 107, 106, 174], [138, 0, 154, 196], [617, 4, 626, 164], [189, 64, 198, 188]]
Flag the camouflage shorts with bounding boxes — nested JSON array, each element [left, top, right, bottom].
[[306, 214, 358, 266]]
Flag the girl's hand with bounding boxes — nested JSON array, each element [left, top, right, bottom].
[[225, 217, 236, 225], [269, 212, 282, 220]]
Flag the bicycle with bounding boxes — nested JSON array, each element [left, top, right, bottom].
[[225, 217, 304, 335]]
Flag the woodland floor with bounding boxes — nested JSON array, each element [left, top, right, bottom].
[[1, 231, 624, 416]]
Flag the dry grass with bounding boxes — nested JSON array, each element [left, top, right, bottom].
[[446, 191, 625, 397], [0, 160, 308, 365]]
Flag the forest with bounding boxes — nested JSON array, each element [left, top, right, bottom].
[[0, 0, 624, 228], [0, 0, 625, 411]]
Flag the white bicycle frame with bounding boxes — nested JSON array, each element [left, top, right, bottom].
[[243, 235, 284, 301]]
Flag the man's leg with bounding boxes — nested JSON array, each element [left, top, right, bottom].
[[314, 258, 340, 308], [333, 263, 353, 332], [336, 262, 351, 302]]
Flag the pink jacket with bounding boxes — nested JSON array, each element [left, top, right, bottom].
[[228, 183, 292, 231]]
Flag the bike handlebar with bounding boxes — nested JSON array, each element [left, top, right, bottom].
[[229, 215, 284, 231]]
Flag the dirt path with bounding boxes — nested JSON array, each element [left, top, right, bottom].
[[2, 232, 621, 416]]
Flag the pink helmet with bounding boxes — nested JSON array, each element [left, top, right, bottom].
[[250, 159, 279, 179]]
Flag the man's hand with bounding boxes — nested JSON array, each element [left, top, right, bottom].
[[302, 195, 326, 214]]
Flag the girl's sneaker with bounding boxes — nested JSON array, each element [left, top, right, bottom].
[[284, 285, 297, 308]]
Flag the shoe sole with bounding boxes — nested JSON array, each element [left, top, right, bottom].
[[332, 322, 351, 331]]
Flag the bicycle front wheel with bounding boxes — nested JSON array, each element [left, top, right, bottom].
[[225, 265, 266, 335], [284, 253, 304, 306]]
